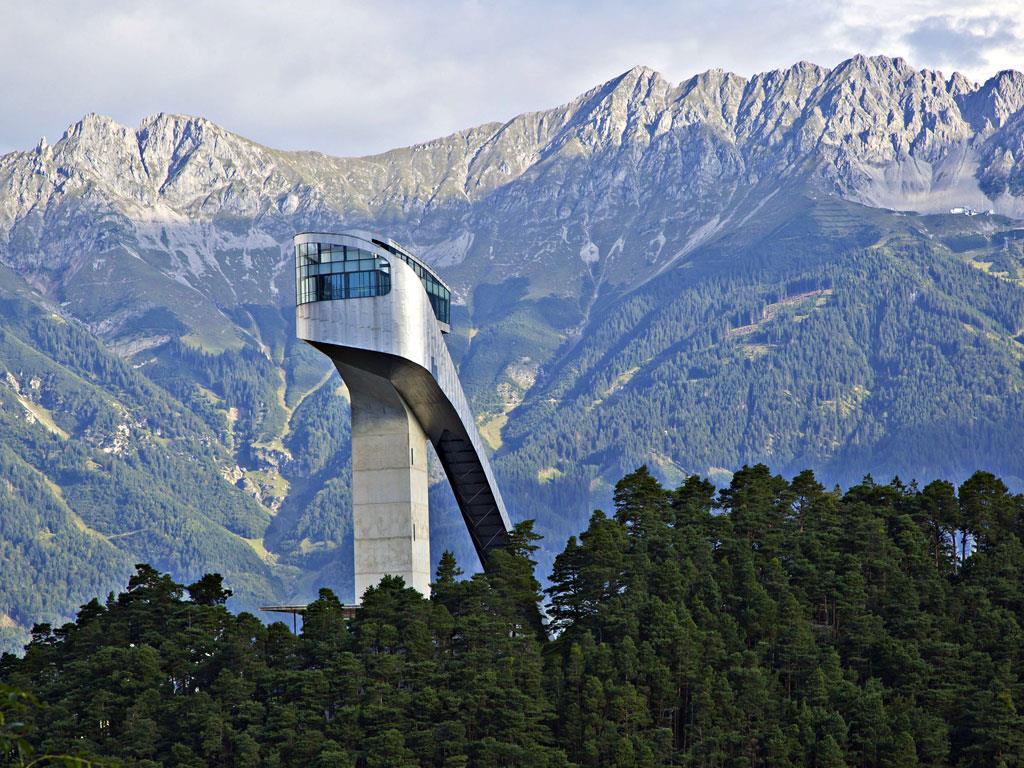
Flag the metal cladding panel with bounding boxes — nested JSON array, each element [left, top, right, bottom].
[[295, 233, 512, 564]]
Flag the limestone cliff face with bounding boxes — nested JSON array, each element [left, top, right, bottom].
[[1, 54, 1023, 342]]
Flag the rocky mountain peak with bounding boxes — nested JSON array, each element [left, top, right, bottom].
[[811, 55, 971, 165], [65, 112, 128, 140], [946, 70, 977, 98], [834, 53, 915, 82], [2, 54, 1024, 263], [959, 69, 1024, 133], [132, 112, 285, 211], [620, 64, 660, 81], [54, 113, 149, 190], [673, 67, 748, 133], [736, 61, 829, 147], [541, 64, 674, 156]]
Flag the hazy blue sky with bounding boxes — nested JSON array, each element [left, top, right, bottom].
[[2, 0, 1022, 157]]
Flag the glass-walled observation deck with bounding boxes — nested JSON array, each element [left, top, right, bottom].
[[295, 242, 390, 304], [294, 234, 451, 327]]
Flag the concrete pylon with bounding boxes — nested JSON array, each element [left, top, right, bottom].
[[341, 363, 431, 597], [294, 231, 512, 603]]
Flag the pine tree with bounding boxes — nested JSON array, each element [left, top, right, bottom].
[[960, 664, 1024, 768]]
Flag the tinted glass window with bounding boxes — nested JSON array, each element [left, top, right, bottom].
[[295, 238, 448, 325], [296, 241, 390, 306]]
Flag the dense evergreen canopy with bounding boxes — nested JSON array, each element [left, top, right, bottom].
[[2, 465, 1023, 767]]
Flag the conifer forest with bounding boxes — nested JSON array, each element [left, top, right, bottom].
[[3, 465, 1022, 767]]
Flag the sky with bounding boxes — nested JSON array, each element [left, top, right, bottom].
[[2, 0, 1023, 158]]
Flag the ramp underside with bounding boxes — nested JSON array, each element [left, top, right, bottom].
[[315, 341, 511, 566], [435, 431, 510, 555]]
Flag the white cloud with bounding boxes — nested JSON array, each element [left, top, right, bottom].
[[1, 0, 1022, 158], [832, 1, 1024, 79]]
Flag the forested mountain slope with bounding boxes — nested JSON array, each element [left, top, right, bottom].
[[1, 55, 1024, 650]]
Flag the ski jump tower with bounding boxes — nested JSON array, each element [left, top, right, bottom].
[[294, 231, 512, 598]]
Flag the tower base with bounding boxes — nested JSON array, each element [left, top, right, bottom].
[[339, 364, 431, 599]]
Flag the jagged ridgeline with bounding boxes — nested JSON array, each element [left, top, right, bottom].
[[2, 466, 1022, 766], [2, 55, 1024, 650]]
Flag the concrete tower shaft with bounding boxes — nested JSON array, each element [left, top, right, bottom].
[[294, 232, 512, 600], [342, 363, 431, 596]]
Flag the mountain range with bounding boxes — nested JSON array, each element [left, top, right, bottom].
[[2, 54, 1024, 651]]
